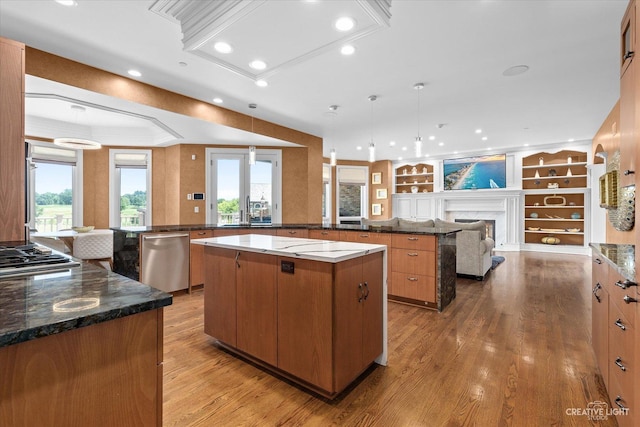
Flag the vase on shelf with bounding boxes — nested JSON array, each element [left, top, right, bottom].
[[539, 157, 544, 166], [534, 170, 540, 178]]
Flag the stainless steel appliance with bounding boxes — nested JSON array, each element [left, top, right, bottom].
[[0, 244, 80, 278], [140, 233, 189, 292]]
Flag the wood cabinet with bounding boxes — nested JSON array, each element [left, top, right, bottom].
[[0, 37, 25, 242], [591, 251, 638, 427], [389, 234, 437, 306], [522, 150, 589, 248], [189, 229, 214, 291], [620, 1, 637, 188], [276, 228, 309, 238], [213, 228, 276, 237], [308, 229, 340, 240], [204, 246, 384, 398], [395, 163, 434, 194]]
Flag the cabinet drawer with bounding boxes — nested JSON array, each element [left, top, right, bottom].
[[391, 248, 435, 277], [608, 304, 635, 397], [609, 274, 637, 328], [339, 231, 392, 246], [308, 229, 340, 241], [608, 373, 635, 427], [276, 229, 309, 238], [391, 234, 436, 251], [390, 272, 435, 303], [189, 229, 214, 239]]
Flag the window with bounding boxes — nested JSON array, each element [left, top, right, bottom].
[[336, 165, 368, 224], [28, 142, 83, 232], [109, 149, 152, 227], [322, 164, 332, 225], [206, 148, 282, 225]]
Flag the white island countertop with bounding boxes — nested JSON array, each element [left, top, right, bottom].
[[191, 234, 387, 263]]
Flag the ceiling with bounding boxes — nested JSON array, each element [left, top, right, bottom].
[[0, 0, 627, 162]]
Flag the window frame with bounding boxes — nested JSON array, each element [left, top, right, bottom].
[[109, 148, 152, 227]]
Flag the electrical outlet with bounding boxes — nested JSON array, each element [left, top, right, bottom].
[[187, 193, 192, 200], [194, 206, 199, 213]]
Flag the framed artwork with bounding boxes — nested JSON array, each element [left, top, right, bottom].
[[371, 203, 382, 216], [371, 172, 382, 185], [376, 189, 387, 200]]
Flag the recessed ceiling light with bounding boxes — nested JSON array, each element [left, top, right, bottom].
[[55, 0, 77, 6], [502, 65, 530, 77], [482, 136, 488, 141], [428, 135, 435, 141], [453, 151, 458, 154], [568, 138, 575, 142], [214, 42, 233, 54], [127, 69, 142, 77], [487, 147, 492, 150], [438, 142, 444, 146], [213, 97, 223, 104], [255, 79, 268, 87], [402, 146, 407, 151], [475, 129, 482, 134], [389, 141, 396, 146], [524, 143, 529, 147], [340, 45, 355, 55], [249, 60, 267, 70], [356, 146, 362, 150], [335, 17, 355, 32], [398, 157, 403, 161], [424, 154, 430, 158]]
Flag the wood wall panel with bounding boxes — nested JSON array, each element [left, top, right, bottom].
[[0, 38, 25, 241], [24, 47, 323, 226], [151, 147, 167, 225], [179, 145, 207, 224], [369, 160, 393, 220]]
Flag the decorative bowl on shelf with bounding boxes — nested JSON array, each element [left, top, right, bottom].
[[72, 226, 94, 233], [528, 227, 541, 231], [541, 236, 561, 245], [566, 228, 581, 233], [529, 212, 539, 218], [411, 185, 419, 193], [571, 212, 581, 219]]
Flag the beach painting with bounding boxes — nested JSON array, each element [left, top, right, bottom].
[[443, 154, 506, 190]]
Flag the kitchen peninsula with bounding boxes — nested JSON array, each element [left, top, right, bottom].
[[192, 234, 387, 398], [0, 261, 172, 426]]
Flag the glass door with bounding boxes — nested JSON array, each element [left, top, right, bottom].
[[209, 149, 281, 226]]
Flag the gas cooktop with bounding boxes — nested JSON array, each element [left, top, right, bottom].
[[0, 244, 80, 278]]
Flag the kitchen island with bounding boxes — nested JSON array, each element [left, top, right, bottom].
[[0, 260, 172, 426], [192, 234, 387, 398]]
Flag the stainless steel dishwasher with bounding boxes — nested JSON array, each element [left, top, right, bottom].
[[140, 232, 190, 292]]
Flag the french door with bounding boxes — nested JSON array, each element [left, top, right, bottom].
[[207, 148, 281, 225]]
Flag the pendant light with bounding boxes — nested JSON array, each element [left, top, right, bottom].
[[248, 103, 257, 165], [368, 95, 377, 163], [414, 83, 424, 158], [53, 104, 102, 150], [328, 105, 338, 167]]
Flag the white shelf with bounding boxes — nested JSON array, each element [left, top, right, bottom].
[[524, 205, 584, 209], [522, 175, 587, 180], [396, 182, 433, 186], [525, 230, 584, 235], [396, 173, 433, 178], [522, 162, 587, 169], [525, 218, 584, 221]]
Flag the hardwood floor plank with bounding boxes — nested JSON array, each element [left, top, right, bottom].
[[162, 251, 616, 426]]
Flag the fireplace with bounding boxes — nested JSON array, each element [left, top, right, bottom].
[[455, 219, 496, 241]]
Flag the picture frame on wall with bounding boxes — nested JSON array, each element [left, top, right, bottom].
[[371, 172, 382, 185], [376, 189, 387, 200], [371, 203, 382, 216]]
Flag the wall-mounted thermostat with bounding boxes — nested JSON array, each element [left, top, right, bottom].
[[192, 193, 205, 200]]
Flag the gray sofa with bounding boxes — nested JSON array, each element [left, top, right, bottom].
[[362, 217, 494, 280]]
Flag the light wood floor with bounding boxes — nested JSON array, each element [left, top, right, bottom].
[[162, 251, 615, 426]]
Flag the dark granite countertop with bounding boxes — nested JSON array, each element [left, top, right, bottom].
[[590, 243, 636, 282], [0, 262, 172, 348], [111, 223, 460, 236]]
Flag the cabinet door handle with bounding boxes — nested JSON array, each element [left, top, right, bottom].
[[287, 230, 297, 235], [197, 231, 207, 235], [358, 283, 363, 303], [623, 169, 635, 176], [614, 396, 627, 410], [614, 357, 627, 372], [592, 283, 601, 303], [235, 251, 240, 268], [363, 281, 370, 301], [407, 237, 419, 241], [623, 295, 638, 304], [614, 319, 626, 331], [615, 280, 638, 290], [594, 258, 602, 265], [623, 50, 635, 60], [407, 252, 418, 257], [407, 277, 418, 282]]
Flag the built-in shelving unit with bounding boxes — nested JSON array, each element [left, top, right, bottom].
[[522, 150, 589, 247], [395, 163, 434, 194]]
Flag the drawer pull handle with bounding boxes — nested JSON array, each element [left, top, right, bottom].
[[623, 51, 635, 60], [359, 234, 369, 238], [614, 396, 627, 410], [407, 237, 419, 241], [614, 319, 626, 331], [363, 281, 370, 301], [623, 169, 635, 176], [407, 253, 418, 257], [407, 277, 418, 282], [615, 280, 638, 290], [594, 258, 602, 264], [592, 283, 601, 303], [321, 232, 329, 235], [615, 357, 627, 371], [288, 231, 297, 234], [623, 295, 638, 304], [197, 232, 207, 235]]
